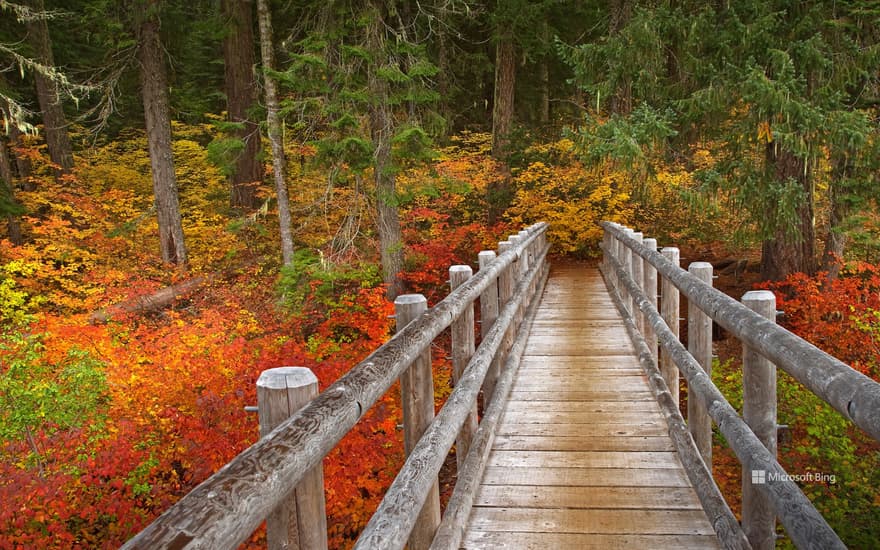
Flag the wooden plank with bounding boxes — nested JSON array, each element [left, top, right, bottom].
[[474, 485, 704, 510], [462, 531, 720, 549], [501, 400, 661, 414], [495, 422, 669, 438], [499, 411, 666, 426], [486, 450, 684, 469], [524, 343, 636, 356], [492, 434, 675, 452], [467, 508, 717, 535], [518, 356, 642, 368], [459, 265, 721, 549], [511, 380, 650, 392], [506, 390, 656, 402], [481, 465, 692, 487]]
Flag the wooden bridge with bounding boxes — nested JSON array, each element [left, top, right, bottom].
[[123, 222, 880, 550]]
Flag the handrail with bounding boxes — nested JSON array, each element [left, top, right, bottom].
[[355, 242, 550, 549], [599, 220, 876, 549], [603, 244, 841, 549], [602, 221, 880, 442], [122, 223, 549, 549]]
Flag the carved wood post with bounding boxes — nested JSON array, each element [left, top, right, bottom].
[[450, 266, 478, 469], [394, 294, 441, 549], [478, 251, 501, 405], [687, 262, 714, 466], [660, 247, 681, 406], [256, 367, 328, 550], [630, 231, 644, 335], [643, 237, 659, 364], [742, 290, 778, 550]]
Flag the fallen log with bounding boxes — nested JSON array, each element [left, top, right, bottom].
[[89, 275, 211, 324]]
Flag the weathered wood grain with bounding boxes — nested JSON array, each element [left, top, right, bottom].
[[486, 450, 683, 469], [474, 485, 704, 509], [495, 423, 670, 437], [480, 466, 693, 487], [468, 508, 717, 535], [462, 531, 720, 549], [603, 221, 880, 443], [450, 265, 478, 471], [355, 241, 551, 550], [457, 266, 719, 550], [491, 434, 675, 452], [602, 228, 845, 549]]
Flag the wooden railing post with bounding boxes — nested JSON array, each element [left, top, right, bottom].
[[477, 251, 501, 406], [257, 367, 328, 550], [642, 237, 658, 364], [394, 294, 441, 549], [492, 240, 514, 406], [687, 262, 714, 466], [630, 231, 644, 335], [477, 251, 500, 406], [620, 228, 634, 315], [742, 290, 778, 550], [660, 247, 681, 406], [450, 265, 478, 469]]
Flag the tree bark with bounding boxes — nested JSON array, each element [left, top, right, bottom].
[[138, 0, 188, 266], [25, 0, 74, 180], [821, 155, 852, 280], [491, 36, 516, 158], [222, 0, 263, 211], [367, 11, 405, 300], [0, 137, 23, 244], [256, 0, 295, 266], [7, 123, 33, 190], [760, 144, 816, 280]]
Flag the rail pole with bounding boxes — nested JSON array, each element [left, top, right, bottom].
[[742, 290, 778, 550], [395, 294, 441, 549], [687, 262, 714, 466], [257, 367, 328, 550]]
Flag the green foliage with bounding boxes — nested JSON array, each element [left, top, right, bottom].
[[0, 334, 109, 455], [277, 249, 381, 315]]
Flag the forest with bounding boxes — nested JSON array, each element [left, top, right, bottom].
[[1, 0, 879, 547]]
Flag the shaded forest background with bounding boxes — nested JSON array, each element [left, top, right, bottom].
[[1, 0, 879, 547]]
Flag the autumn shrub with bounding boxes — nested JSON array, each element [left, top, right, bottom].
[[747, 265, 880, 546], [506, 139, 632, 256]]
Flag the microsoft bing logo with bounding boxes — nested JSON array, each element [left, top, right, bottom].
[[750, 469, 836, 485]]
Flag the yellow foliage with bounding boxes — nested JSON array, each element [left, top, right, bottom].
[[507, 150, 632, 256]]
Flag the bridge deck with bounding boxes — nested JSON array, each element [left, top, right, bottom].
[[461, 264, 720, 549]]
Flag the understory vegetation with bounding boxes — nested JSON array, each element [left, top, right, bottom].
[[2, 0, 879, 547]]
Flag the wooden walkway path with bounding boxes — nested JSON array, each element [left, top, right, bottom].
[[462, 264, 720, 549]]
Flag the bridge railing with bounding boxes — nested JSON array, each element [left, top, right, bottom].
[[601, 221, 880, 550], [122, 222, 550, 550]]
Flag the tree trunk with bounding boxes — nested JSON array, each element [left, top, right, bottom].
[[8, 123, 33, 190], [491, 36, 516, 158], [256, 0, 295, 266], [26, 0, 74, 180], [0, 137, 23, 245], [760, 144, 816, 281], [538, 22, 550, 124], [138, 0, 188, 266], [222, 0, 263, 211], [367, 12, 405, 300], [821, 155, 852, 280]]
